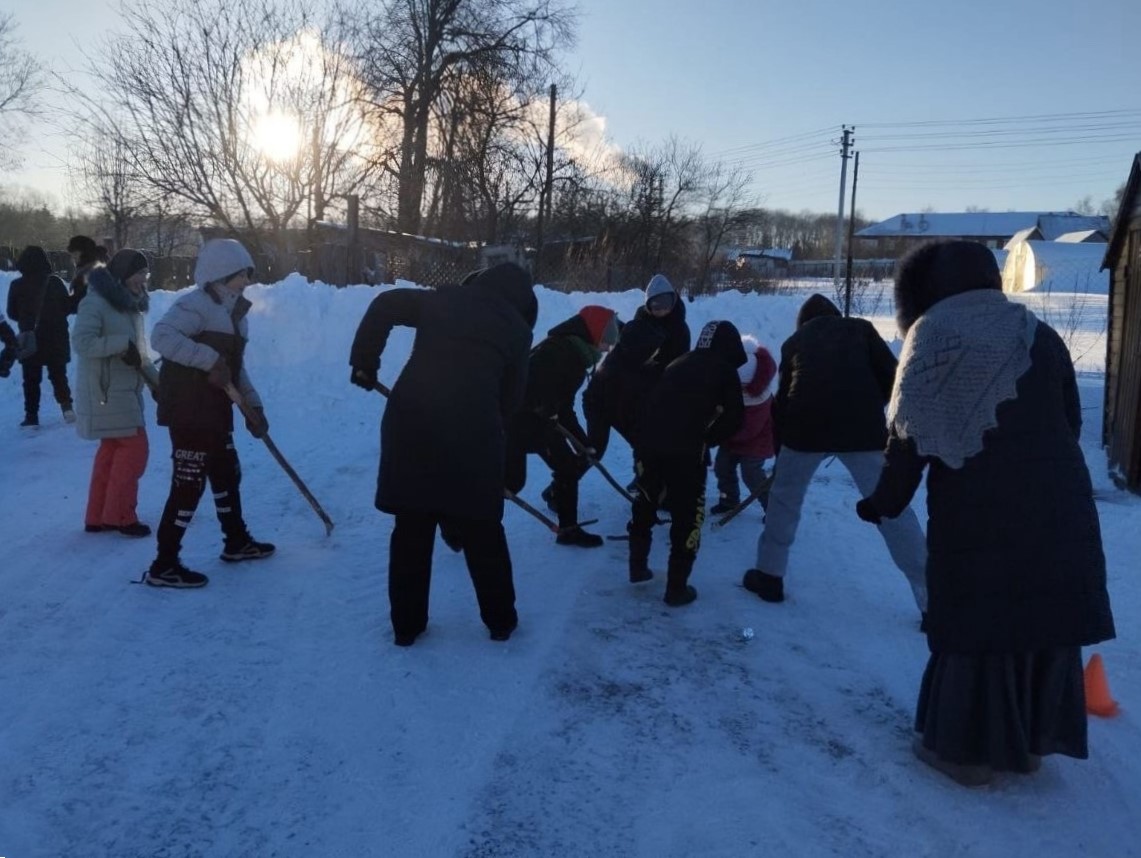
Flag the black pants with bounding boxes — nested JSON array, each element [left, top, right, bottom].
[[506, 419, 587, 528], [629, 452, 707, 586], [156, 428, 248, 563], [21, 360, 71, 418], [389, 512, 517, 637]]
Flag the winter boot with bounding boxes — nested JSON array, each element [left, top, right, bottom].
[[220, 536, 276, 562], [556, 525, 604, 548], [710, 494, 739, 516], [663, 554, 697, 607], [19, 414, 38, 428], [145, 559, 209, 589], [627, 523, 653, 583], [743, 568, 784, 603], [541, 482, 557, 513], [117, 522, 152, 538], [62, 403, 76, 423], [663, 584, 698, 607], [489, 618, 518, 642], [394, 625, 427, 647]]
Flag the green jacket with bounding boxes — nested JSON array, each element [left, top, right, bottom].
[[71, 268, 159, 440]]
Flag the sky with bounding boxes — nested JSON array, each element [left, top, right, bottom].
[[1, 272, 1137, 856], [3, 0, 1141, 220]]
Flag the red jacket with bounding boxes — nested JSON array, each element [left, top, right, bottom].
[[724, 343, 777, 459]]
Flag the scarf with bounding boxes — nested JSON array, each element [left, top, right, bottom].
[[887, 289, 1038, 469]]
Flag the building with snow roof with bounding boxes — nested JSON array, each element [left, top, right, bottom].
[[856, 211, 1110, 254]]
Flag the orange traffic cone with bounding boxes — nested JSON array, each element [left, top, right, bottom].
[[1084, 653, 1120, 718]]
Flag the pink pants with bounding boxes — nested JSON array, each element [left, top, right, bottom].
[[85, 428, 150, 527]]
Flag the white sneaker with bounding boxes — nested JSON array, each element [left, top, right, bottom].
[[63, 409, 76, 423]]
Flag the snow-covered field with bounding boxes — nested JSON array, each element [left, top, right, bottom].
[[0, 273, 1137, 857]]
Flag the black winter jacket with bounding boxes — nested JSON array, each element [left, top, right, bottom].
[[7, 246, 73, 366], [774, 309, 897, 453], [868, 323, 1115, 654], [350, 271, 535, 522], [582, 300, 690, 453], [636, 320, 746, 456]]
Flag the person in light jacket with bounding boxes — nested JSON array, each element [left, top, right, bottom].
[[144, 238, 274, 589], [72, 251, 159, 537]]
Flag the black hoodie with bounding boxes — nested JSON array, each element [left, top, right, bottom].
[[635, 320, 746, 455]]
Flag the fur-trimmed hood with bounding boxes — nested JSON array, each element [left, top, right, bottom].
[[87, 266, 150, 313], [894, 240, 1002, 335]]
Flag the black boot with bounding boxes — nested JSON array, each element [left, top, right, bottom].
[[540, 482, 557, 513], [743, 568, 784, 603], [556, 525, 604, 548], [627, 523, 653, 583], [663, 554, 697, 607], [710, 494, 738, 515]]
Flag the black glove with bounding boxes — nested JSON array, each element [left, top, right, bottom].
[[245, 406, 269, 439], [122, 341, 141, 367], [0, 346, 14, 378], [351, 366, 378, 391], [855, 498, 882, 525]]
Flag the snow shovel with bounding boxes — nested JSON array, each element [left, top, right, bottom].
[[223, 382, 335, 536]]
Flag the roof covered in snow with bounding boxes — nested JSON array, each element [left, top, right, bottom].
[[857, 211, 1109, 240], [1055, 229, 1108, 243]]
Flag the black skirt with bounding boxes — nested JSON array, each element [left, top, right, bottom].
[[915, 647, 1088, 772]]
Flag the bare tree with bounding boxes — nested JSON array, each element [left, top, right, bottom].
[[352, 0, 576, 234], [693, 161, 755, 293], [0, 13, 43, 168], [82, 0, 393, 253]]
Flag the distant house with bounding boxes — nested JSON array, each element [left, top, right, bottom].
[[1100, 152, 1141, 493], [856, 211, 1110, 253], [724, 246, 793, 277], [1001, 241, 1109, 294]]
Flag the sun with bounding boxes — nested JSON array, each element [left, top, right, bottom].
[[251, 111, 303, 163]]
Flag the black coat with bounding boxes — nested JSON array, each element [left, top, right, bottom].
[[7, 247, 73, 366], [773, 313, 897, 453], [582, 300, 691, 453], [350, 274, 535, 522], [869, 324, 1115, 654], [636, 321, 746, 456]]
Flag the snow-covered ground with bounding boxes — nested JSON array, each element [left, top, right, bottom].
[[1, 273, 1137, 857]]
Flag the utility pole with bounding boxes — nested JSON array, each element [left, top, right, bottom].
[[844, 151, 860, 317], [833, 125, 854, 288], [534, 83, 557, 281]]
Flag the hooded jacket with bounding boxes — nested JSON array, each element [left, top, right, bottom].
[[581, 296, 690, 454], [150, 281, 262, 432], [773, 294, 897, 453], [71, 267, 160, 440], [517, 308, 616, 445], [636, 320, 747, 456], [349, 262, 536, 522], [6, 246, 73, 365], [723, 338, 778, 459]]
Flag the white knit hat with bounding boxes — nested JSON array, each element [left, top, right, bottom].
[[194, 239, 255, 288], [645, 273, 674, 301]]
